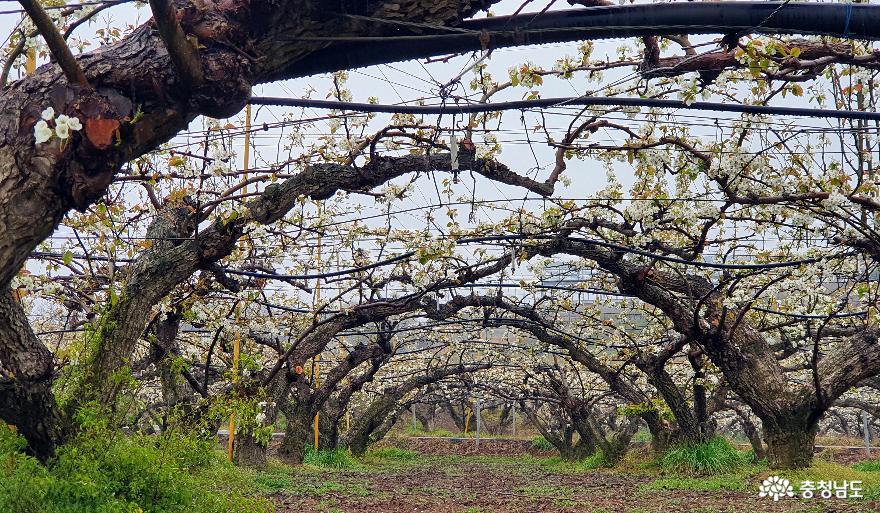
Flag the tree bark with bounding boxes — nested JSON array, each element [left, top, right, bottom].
[[0, 288, 67, 461], [765, 425, 817, 470], [731, 405, 767, 462], [544, 236, 880, 468], [278, 409, 312, 464], [346, 396, 396, 457], [234, 432, 268, 468], [342, 364, 490, 455]]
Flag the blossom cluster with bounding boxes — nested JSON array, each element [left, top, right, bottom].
[[34, 107, 83, 144]]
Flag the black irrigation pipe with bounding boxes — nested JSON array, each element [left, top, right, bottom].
[[249, 96, 880, 123], [286, 2, 880, 78]]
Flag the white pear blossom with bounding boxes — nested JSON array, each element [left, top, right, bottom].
[[34, 120, 52, 144], [66, 116, 82, 131], [41, 107, 55, 121], [55, 121, 70, 140], [56, 114, 82, 134], [823, 191, 849, 213]]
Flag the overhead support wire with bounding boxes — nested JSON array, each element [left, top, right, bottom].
[[250, 96, 880, 122]]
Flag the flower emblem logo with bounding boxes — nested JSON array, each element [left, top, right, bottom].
[[759, 476, 794, 501]]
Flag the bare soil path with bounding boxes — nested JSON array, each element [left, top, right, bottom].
[[269, 450, 879, 513]]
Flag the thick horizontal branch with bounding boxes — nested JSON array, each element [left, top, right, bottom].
[[642, 40, 880, 81]]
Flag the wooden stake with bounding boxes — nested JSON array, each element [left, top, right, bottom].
[[25, 47, 35, 75], [475, 398, 482, 449], [313, 202, 323, 450], [313, 355, 321, 450], [227, 104, 251, 463]]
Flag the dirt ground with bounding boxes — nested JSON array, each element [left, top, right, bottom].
[[377, 436, 557, 457], [269, 447, 880, 513]]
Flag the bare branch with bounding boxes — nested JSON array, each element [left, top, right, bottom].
[[148, 0, 203, 89], [18, 0, 89, 86]]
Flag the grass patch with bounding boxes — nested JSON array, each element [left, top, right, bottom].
[[853, 459, 880, 472], [531, 435, 555, 451], [661, 436, 748, 476], [773, 460, 880, 500], [0, 424, 270, 513], [303, 447, 359, 470], [251, 471, 295, 492]]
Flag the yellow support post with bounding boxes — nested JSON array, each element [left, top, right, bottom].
[[227, 104, 252, 463], [227, 327, 240, 463], [312, 202, 323, 450], [25, 48, 35, 75], [313, 354, 321, 450]]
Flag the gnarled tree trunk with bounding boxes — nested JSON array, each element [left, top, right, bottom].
[[343, 364, 490, 455]]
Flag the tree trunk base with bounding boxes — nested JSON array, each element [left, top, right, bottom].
[[765, 428, 815, 469], [278, 415, 310, 464], [234, 433, 268, 467]]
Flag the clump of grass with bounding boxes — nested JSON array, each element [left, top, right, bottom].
[[0, 423, 270, 513], [738, 448, 769, 466], [853, 459, 880, 472], [302, 447, 359, 469], [251, 471, 295, 492], [660, 436, 747, 476], [582, 450, 609, 469], [531, 435, 555, 451], [369, 447, 419, 460]]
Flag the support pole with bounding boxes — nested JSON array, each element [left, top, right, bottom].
[[512, 404, 517, 438], [475, 398, 482, 449], [227, 103, 251, 463], [313, 354, 320, 450], [25, 47, 35, 75], [861, 390, 872, 458], [312, 202, 323, 451]]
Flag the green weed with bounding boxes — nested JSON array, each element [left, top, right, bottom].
[[853, 459, 880, 472], [660, 436, 747, 476], [530, 435, 555, 451], [0, 424, 270, 513], [303, 446, 359, 469], [369, 447, 420, 460]]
